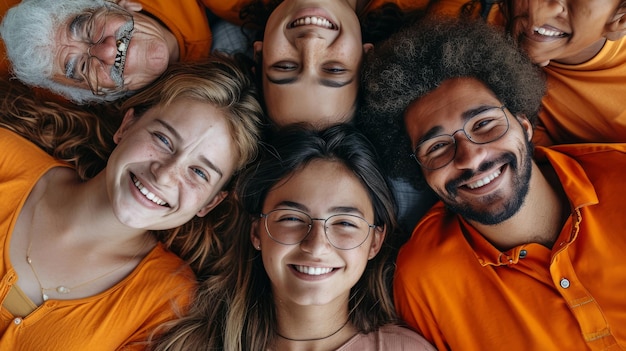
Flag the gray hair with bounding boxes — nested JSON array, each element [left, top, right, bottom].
[[0, 0, 128, 103]]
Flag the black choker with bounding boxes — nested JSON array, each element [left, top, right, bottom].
[[277, 319, 349, 342]]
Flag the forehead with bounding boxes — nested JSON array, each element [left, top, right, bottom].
[[265, 159, 372, 213], [404, 78, 500, 137], [264, 82, 357, 127]]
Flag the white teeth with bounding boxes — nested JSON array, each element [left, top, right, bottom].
[[290, 16, 336, 29], [294, 265, 333, 275], [533, 26, 565, 37], [467, 168, 502, 190], [132, 175, 168, 206]]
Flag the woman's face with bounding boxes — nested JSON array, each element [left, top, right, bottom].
[[256, 0, 371, 128], [106, 98, 235, 230], [252, 159, 385, 308]]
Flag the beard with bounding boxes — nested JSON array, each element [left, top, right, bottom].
[[440, 139, 533, 225]]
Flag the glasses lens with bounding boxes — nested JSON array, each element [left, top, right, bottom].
[[416, 135, 456, 170], [325, 214, 371, 249], [464, 108, 509, 144], [265, 210, 311, 245], [74, 5, 133, 95]]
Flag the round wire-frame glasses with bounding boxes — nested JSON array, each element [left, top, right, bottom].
[[69, 3, 134, 96], [410, 106, 510, 170], [260, 208, 377, 250]]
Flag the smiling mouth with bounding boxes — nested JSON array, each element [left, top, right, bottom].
[[131, 174, 169, 206], [293, 265, 334, 275], [289, 16, 337, 30], [466, 167, 502, 190], [110, 20, 134, 87], [532, 26, 568, 38]]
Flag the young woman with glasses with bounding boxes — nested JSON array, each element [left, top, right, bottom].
[[151, 124, 435, 351]]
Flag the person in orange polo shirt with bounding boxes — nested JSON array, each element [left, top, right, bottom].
[[357, 18, 626, 350], [0, 0, 214, 104]]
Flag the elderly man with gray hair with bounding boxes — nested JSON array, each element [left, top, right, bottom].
[[0, 0, 223, 103]]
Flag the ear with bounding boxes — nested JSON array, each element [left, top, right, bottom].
[[117, 0, 143, 12], [253, 41, 263, 62], [605, 7, 626, 41], [363, 43, 374, 53], [196, 191, 228, 217], [368, 226, 386, 260], [113, 108, 137, 144], [250, 219, 262, 250], [515, 113, 534, 142]]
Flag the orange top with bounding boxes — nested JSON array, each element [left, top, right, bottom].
[[429, 0, 626, 145], [0, 129, 196, 350], [394, 144, 626, 351]]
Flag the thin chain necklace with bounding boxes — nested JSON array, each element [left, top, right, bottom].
[[276, 318, 350, 342], [25, 236, 145, 302]]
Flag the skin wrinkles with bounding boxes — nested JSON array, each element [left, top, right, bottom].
[[53, 4, 178, 94]]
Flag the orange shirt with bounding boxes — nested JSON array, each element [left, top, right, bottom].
[[0, 129, 196, 350], [394, 144, 626, 351], [429, 0, 626, 145]]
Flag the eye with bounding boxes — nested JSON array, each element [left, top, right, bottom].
[[153, 133, 172, 149], [425, 139, 452, 155], [272, 61, 297, 71], [277, 215, 306, 223], [191, 167, 208, 181], [323, 66, 347, 74], [471, 117, 496, 132]]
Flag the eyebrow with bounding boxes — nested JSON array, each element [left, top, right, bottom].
[[155, 119, 224, 179], [266, 75, 354, 88], [275, 201, 365, 216]]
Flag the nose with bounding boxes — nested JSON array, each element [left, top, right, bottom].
[[452, 135, 489, 170], [536, 0, 567, 20], [150, 159, 182, 186], [87, 35, 119, 66], [299, 220, 332, 254], [295, 34, 327, 72]]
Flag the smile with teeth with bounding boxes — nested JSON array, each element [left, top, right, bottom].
[[466, 168, 502, 190], [289, 16, 337, 30], [132, 174, 168, 206], [533, 26, 567, 38], [293, 265, 334, 276]]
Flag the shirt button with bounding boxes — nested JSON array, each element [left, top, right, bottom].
[[519, 249, 527, 258], [13, 318, 22, 325], [560, 278, 570, 289]]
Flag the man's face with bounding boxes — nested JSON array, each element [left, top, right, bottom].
[[404, 78, 534, 225], [509, 0, 622, 65], [52, 3, 176, 96]]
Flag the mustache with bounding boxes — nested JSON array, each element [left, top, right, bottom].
[[445, 152, 517, 196]]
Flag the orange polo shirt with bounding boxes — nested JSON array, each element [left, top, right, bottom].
[[394, 144, 626, 351]]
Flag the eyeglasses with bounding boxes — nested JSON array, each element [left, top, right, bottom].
[[411, 106, 509, 170], [66, 3, 134, 95], [260, 209, 377, 250]]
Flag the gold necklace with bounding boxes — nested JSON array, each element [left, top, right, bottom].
[[25, 236, 146, 301]]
